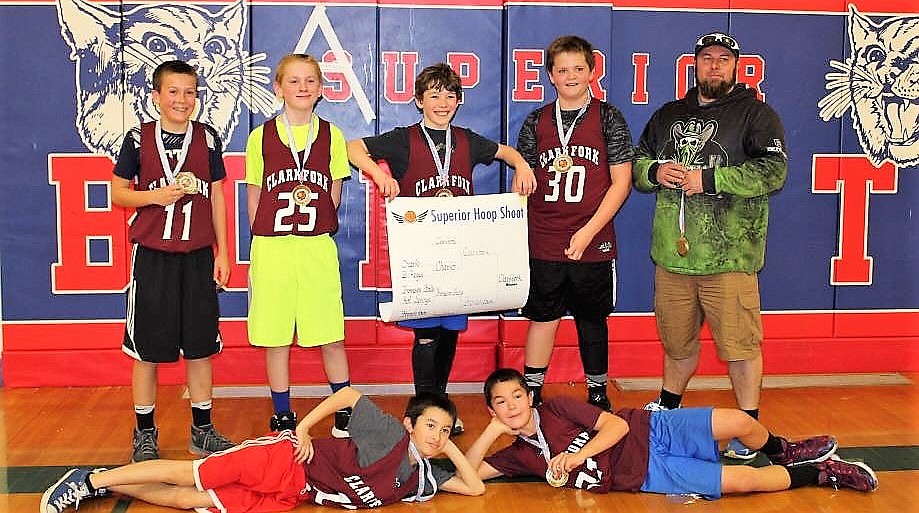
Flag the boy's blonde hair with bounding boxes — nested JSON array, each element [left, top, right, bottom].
[[414, 63, 463, 102], [546, 35, 596, 72], [274, 53, 323, 85]]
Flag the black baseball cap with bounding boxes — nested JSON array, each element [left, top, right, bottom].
[[694, 32, 740, 57]]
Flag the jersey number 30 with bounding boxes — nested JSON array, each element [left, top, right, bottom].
[[545, 166, 586, 203]]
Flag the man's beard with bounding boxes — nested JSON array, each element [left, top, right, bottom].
[[697, 75, 736, 100]]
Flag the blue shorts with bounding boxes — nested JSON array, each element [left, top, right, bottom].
[[398, 314, 468, 331], [641, 407, 722, 499]]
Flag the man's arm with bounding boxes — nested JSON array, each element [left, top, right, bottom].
[[293, 387, 362, 463], [632, 111, 666, 193], [465, 417, 516, 480], [687, 106, 787, 198], [548, 411, 629, 474], [437, 440, 486, 496]]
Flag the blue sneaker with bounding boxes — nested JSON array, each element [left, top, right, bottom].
[[723, 438, 758, 461], [40, 468, 108, 513]]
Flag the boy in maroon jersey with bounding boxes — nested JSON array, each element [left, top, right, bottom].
[[515, 36, 633, 412], [347, 62, 536, 435], [110, 60, 233, 463], [465, 369, 878, 498], [40, 388, 485, 513]]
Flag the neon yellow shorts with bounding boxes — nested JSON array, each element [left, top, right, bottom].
[[248, 234, 344, 347]]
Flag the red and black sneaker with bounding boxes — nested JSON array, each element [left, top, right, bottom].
[[816, 455, 879, 492]]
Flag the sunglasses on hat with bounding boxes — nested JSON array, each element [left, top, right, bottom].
[[695, 33, 740, 55]]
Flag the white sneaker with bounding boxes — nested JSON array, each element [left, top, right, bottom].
[[451, 416, 464, 436], [643, 400, 671, 412]]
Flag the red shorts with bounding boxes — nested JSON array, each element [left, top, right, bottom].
[[193, 432, 309, 513]]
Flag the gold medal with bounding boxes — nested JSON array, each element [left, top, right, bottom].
[[552, 154, 573, 173], [435, 188, 454, 198], [175, 171, 198, 195], [546, 468, 568, 488], [677, 234, 690, 257], [292, 184, 313, 207]]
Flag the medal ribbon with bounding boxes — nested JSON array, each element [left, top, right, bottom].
[[517, 409, 553, 465], [419, 123, 452, 178], [406, 441, 437, 503], [553, 95, 590, 156], [154, 119, 193, 185], [679, 191, 686, 236], [281, 112, 315, 174]]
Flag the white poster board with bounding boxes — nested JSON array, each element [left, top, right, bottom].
[[379, 193, 530, 322]]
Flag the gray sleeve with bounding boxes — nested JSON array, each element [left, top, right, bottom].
[[349, 396, 407, 467], [601, 103, 634, 165], [516, 110, 540, 168], [429, 458, 456, 488]]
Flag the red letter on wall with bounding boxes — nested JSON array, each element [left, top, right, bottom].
[[321, 49, 353, 102], [632, 52, 650, 104], [382, 51, 419, 104], [590, 50, 607, 102], [812, 155, 898, 285], [512, 49, 543, 102], [221, 153, 250, 291], [49, 154, 130, 292], [358, 161, 393, 290], [447, 52, 481, 89], [51, 154, 249, 293]]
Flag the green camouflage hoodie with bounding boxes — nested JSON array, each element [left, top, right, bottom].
[[633, 84, 787, 275]]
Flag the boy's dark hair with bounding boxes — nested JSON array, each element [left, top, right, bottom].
[[484, 368, 529, 407], [152, 60, 198, 91], [404, 392, 457, 427], [414, 63, 463, 102], [546, 35, 596, 72]]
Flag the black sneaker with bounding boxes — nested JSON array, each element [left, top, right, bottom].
[[331, 407, 351, 438], [587, 388, 612, 412], [270, 410, 298, 432], [132, 427, 159, 462], [189, 424, 235, 456]]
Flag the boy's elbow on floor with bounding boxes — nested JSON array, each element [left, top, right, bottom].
[[468, 482, 487, 496]]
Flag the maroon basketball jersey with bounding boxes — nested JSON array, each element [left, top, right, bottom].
[[307, 435, 429, 508], [131, 121, 216, 253], [485, 398, 650, 493], [399, 124, 473, 197], [251, 117, 338, 236], [529, 99, 616, 262]]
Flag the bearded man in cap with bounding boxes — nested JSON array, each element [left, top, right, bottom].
[[632, 33, 788, 461]]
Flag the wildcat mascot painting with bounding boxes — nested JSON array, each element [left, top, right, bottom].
[[55, 0, 276, 157], [819, 6, 919, 168]]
